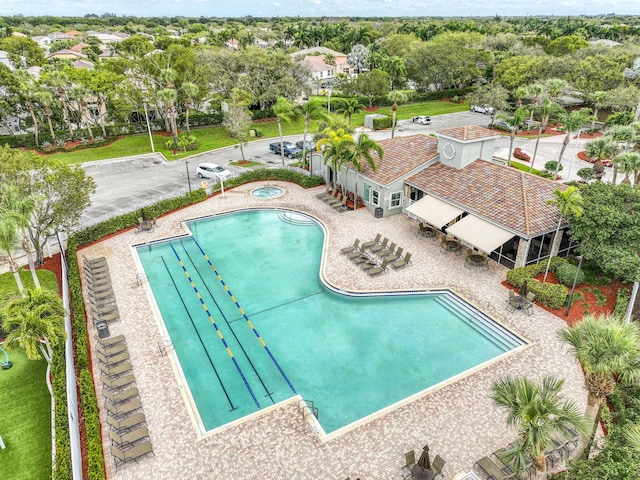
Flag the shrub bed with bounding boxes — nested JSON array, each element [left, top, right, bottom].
[[506, 258, 570, 310]]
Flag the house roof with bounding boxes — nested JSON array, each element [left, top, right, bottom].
[[360, 134, 438, 187], [301, 55, 333, 73], [291, 46, 346, 57], [66, 30, 82, 36], [437, 125, 500, 143], [46, 49, 87, 59], [70, 42, 90, 52], [406, 159, 568, 237], [72, 59, 94, 70]]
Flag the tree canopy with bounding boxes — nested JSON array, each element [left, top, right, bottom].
[[567, 182, 640, 282]]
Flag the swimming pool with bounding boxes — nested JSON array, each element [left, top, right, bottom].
[[136, 209, 525, 436]]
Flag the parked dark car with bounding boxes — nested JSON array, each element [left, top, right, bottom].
[[270, 141, 301, 158], [295, 140, 316, 151]]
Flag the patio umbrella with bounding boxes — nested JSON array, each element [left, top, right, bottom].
[[140, 208, 147, 221], [416, 444, 431, 471], [520, 280, 528, 297]]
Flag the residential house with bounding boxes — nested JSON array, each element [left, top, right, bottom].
[[301, 55, 336, 91], [291, 47, 350, 77], [325, 126, 574, 268], [46, 49, 88, 61], [0, 50, 12, 70], [225, 38, 239, 50], [253, 37, 271, 49], [48, 31, 72, 42], [32, 35, 52, 47]]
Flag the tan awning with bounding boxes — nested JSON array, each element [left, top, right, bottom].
[[447, 215, 515, 253], [405, 196, 464, 229]]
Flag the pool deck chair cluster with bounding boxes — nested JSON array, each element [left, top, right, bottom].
[[96, 334, 154, 469], [83, 256, 120, 338], [340, 234, 412, 275], [318, 188, 350, 213]]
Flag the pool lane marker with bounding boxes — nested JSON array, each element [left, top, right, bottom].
[[159, 256, 238, 412], [179, 240, 275, 405], [169, 243, 261, 409], [192, 237, 297, 395]]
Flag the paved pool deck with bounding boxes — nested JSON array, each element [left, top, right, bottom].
[[79, 181, 587, 480]]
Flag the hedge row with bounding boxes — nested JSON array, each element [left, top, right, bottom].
[[505, 257, 570, 310], [60, 170, 323, 479]]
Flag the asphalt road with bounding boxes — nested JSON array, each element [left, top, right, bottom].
[[79, 111, 595, 229]]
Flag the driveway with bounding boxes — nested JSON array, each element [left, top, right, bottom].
[[79, 111, 593, 229]]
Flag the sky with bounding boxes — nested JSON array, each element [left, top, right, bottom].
[[1, 0, 640, 19]]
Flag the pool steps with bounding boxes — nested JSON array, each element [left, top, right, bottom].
[[278, 211, 316, 226], [433, 294, 525, 351]]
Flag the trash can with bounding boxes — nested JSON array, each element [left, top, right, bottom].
[[374, 207, 383, 218], [96, 321, 110, 339]]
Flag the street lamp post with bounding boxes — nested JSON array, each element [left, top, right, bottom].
[[185, 160, 192, 193], [565, 255, 584, 316]]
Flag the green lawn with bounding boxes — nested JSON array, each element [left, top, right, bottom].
[[42, 100, 469, 165], [0, 267, 58, 480], [0, 348, 52, 480], [0, 267, 59, 304]]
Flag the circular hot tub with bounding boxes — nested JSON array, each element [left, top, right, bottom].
[[251, 186, 285, 199]]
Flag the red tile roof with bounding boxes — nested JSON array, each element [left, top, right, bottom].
[[360, 134, 438, 187], [301, 55, 333, 73], [438, 125, 500, 142], [406, 159, 567, 236]]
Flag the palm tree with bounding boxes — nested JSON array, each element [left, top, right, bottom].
[[334, 98, 361, 125], [316, 128, 355, 191], [529, 97, 563, 173], [585, 137, 617, 181], [70, 85, 94, 141], [2, 287, 65, 395], [499, 106, 529, 167], [587, 91, 606, 130], [625, 425, 640, 453], [623, 57, 640, 122], [0, 186, 27, 293], [37, 89, 57, 143], [558, 314, 640, 458], [388, 91, 408, 139], [181, 82, 199, 140], [273, 96, 300, 165], [607, 125, 636, 184], [294, 100, 331, 169], [157, 88, 178, 151], [491, 375, 586, 480], [347, 44, 370, 75], [0, 183, 39, 290], [555, 108, 592, 179], [525, 83, 544, 133], [615, 152, 640, 185], [542, 186, 583, 282], [349, 133, 382, 209]]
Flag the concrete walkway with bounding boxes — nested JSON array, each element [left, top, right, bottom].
[[80, 182, 587, 480]]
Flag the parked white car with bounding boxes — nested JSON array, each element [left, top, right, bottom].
[[411, 115, 431, 125], [470, 104, 495, 115], [195, 163, 232, 181]]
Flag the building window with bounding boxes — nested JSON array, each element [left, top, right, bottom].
[[371, 189, 380, 206], [489, 236, 519, 269], [557, 229, 578, 257], [525, 232, 554, 265], [389, 191, 402, 209], [364, 184, 370, 202]]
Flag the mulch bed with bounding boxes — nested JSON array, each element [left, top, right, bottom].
[[503, 272, 627, 326]]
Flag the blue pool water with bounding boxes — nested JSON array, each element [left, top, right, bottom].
[[250, 186, 284, 199], [136, 209, 525, 434]]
